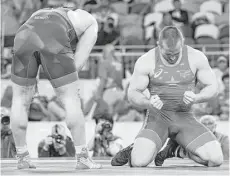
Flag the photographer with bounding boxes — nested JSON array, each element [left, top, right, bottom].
[[1, 107, 16, 158], [88, 115, 123, 157], [200, 115, 229, 160], [38, 124, 75, 157], [96, 17, 120, 46]]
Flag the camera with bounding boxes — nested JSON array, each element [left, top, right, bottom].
[[108, 22, 114, 29], [51, 134, 64, 144], [101, 121, 112, 131], [1, 115, 10, 125]]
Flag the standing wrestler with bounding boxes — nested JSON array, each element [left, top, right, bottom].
[[10, 7, 101, 169], [111, 26, 223, 167]]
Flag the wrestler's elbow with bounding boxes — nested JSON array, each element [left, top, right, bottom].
[[87, 24, 98, 43], [127, 88, 135, 103]]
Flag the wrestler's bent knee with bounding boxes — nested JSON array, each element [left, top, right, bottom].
[[131, 138, 157, 167], [131, 151, 151, 167], [196, 141, 223, 167]]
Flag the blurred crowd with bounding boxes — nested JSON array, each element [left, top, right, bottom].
[[0, 0, 229, 160], [1, 0, 229, 47], [1, 0, 229, 123], [1, 45, 229, 122], [1, 109, 228, 159], [1, 108, 124, 158]]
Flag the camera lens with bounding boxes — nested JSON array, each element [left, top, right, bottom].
[[108, 23, 114, 28], [54, 135, 64, 144], [1, 116, 10, 125]]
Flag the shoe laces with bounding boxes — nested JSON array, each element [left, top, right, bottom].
[[77, 154, 101, 168], [16, 154, 32, 164]]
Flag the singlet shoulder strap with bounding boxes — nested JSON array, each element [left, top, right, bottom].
[[51, 8, 73, 29], [155, 46, 162, 65]]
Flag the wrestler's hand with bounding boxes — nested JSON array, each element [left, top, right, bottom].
[[183, 91, 197, 105], [150, 95, 163, 110]]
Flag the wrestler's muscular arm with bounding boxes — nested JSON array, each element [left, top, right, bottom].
[[67, 9, 98, 71], [128, 51, 163, 110], [195, 52, 218, 103], [184, 50, 218, 104]]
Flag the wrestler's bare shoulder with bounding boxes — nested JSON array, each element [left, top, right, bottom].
[[187, 45, 209, 66], [67, 9, 97, 37], [135, 48, 156, 73]]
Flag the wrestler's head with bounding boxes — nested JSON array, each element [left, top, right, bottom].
[[200, 115, 217, 133], [158, 26, 184, 64]]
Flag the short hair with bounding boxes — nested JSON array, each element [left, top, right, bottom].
[[200, 115, 217, 125], [159, 26, 184, 49], [173, 0, 181, 3], [222, 73, 229, 81], [52, 124, 66, 137]]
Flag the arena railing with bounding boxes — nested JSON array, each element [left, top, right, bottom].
[[87, 45, 229, 78], [1, 44, 229, 79], [92, 44, 230, 53]]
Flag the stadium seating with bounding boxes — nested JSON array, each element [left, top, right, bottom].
[[219, 25, 229, 39], [154, 0, 174, 13], [143, 12, 163, 40], [195, 24, 220, 40], [184, 37, 196, 46], [182, 2, 200, 14], [120, 25, 144, 43], [110, 1, 128, 15], [219, 24, 229, 51], [118, 14, 142, 28], [121, 36, 145, 46], [129, 2, 150, 14], [192, 12, 216, 25], [200, 0, 222, 16], [224, 2, 229, 13], [215, 13, 229, 26], [180, 25, 193, 38]]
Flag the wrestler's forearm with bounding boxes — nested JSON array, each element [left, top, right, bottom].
[[128, 90, 151, 110], [195, 84, 218, 103]]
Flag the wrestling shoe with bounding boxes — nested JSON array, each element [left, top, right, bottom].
[[76, 148, 102, 169], [111, 143, 133, 166], [16, 151, 36, 169], [155, 139, 179, 166]]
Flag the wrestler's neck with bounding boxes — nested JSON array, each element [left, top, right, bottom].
[[160, 52, 182, 67]]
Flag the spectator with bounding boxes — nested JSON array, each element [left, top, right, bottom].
[[47, 96, 66, 121], [219, 99, 229, 121], [154, 12, 173, 41], [113, 83, 145, 122], [18, 0, 45, 25], [200, 115, 229, 160], [88, 115, 123, 157], [83, 91, 110, 120], [212, 56, 229, 94], [169, 0, 189, 27], [2, 0, 20, 47], [1, 62, 11, 79], [63, 0, 78, 9], [38, 124, 75, 157], [1, 85, 13, 109], [96, 17, 120, 45], [83, 0, 101, 13], [222, 73, 229, 99], [40, 0, 49, 8], [1, 107, 16, 158], [191, 12, 214, 34], [96, 44, 126, 115], [219, 73, 229, 121], [28, 96, 54, 121], [92, 0, 117, 25]]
